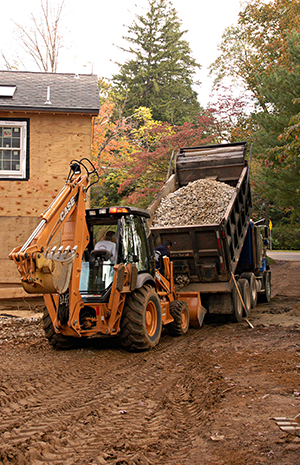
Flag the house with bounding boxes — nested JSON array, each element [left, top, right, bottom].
[[0, 71, 100, 300]]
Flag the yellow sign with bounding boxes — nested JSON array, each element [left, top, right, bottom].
[[269, 220, 273, 231]]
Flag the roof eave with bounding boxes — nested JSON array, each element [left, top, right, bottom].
[[0, 105, 100, 115]]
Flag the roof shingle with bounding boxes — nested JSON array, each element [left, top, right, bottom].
[[0, 71, 100, 115]]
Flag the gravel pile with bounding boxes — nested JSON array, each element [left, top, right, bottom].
[[0, 315, 43, 344], [152, 178, 236, 227]]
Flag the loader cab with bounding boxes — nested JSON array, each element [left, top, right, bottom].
[[79, 207, 155, 299]]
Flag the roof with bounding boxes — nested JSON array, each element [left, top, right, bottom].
[[0, 71, 100, 115]]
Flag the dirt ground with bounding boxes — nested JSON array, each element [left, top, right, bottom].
[[0, 260, 299, 465]]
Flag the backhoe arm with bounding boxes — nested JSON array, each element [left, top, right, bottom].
[[9, 159, 98, 294]]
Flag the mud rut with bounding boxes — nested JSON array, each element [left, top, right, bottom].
[[0, 327, 227, 465], [0, 260, 300, 465]]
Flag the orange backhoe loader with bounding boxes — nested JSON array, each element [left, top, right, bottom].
[[10, 159, 205, 351]]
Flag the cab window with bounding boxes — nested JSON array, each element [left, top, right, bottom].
[[119, 215, 149, 272]]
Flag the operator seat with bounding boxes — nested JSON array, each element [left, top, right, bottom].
[[88, 250, 114, 293]]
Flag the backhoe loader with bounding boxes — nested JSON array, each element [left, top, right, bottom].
[[10, 159, 204, 351]]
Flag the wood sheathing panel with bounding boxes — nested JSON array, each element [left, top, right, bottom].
[[0, 112, 93, 293]]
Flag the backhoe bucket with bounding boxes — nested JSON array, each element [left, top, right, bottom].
[[21, 246, 78, 295], [177, 291, 206, 327]]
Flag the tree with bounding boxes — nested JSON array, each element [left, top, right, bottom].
[[113, 0, 201, 125], [90, 97, 219, 208], [210, 0, 300, 105], [91, 100, 139, 207], [210, 1, 300, 245], [264, 103, 300, 222], [247, 31, 300, 222], [116, 110, 217, 207], [251, 31, 300, 149], [209, 85, 254, 143], [2, 0, 66, 72]]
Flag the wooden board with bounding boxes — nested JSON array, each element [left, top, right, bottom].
[[0, 285, 41, 300]]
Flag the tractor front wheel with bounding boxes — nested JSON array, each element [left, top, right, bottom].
[[42, 308, 82, 350], [120, 285, 162, 351], [167, 300, 190, 337]]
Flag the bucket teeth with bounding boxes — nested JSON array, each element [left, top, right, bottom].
[[48, 246, 57, 259], [44, 245, 77, 261]]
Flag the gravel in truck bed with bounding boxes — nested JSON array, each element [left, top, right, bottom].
[[152, 178, 236, 227]]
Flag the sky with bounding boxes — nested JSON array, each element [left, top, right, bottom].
[[0, 0, 243, 106]]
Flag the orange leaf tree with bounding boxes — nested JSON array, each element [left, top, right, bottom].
[[91, 100, 139, 207], [91, 100, 226, 209], [116, 110, 218, 207]]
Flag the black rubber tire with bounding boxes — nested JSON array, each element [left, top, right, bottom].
[[120, 284, 162, 351], [258, 271, 271, 303], [230, 281, 243, 323], [239, 278, 251, 317], [241, 272, 258, 309], [167, 300, 190, 337], [42, 307, 81, 350]]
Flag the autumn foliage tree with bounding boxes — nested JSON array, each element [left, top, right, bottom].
[[91, 97, 220, 208], [210, 0, 300, 247], [210, 0, 300, 102], [209, 85, 254, 143], [91, 100, 140, 207], [115, 110, 217, 207]]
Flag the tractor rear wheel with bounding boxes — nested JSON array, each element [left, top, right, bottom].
[[42, 307, 82, 350], [167, 300, 190, 336], [120, 284, 162, 351]]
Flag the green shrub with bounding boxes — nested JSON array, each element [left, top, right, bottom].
[[271, 225, 300, 250]]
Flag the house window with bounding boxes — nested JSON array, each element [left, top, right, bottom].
[[0, 120, 27, 179]]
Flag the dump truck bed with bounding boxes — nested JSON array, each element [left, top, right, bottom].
[[148, 142, 252, 293]]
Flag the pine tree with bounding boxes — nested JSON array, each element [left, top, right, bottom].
[[113, 0, 201, 125]]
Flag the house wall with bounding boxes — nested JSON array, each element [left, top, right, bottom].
[[0, 111, 93, 299]]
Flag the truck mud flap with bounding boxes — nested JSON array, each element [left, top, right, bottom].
[[206, 292, 233, 314]]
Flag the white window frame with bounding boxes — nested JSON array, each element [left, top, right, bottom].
[[0, 120, 27, 179]]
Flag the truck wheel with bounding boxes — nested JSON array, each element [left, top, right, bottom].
[[241, 272, 258, 308], [120, 284, 162, 351], [42, 307, 81, 350], [259, 271, 271, 303], [239, 278, 251, 317], [230, 281, 243, 323], [167, 300, 190, 337]]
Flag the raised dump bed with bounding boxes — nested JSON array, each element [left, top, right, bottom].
[[148, 142, 271, 320]]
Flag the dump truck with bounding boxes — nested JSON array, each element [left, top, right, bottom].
[[148, 142, 271, 322], [10, 159, 204, 351]]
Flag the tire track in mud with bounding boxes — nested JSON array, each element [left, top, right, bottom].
[[0, 324, 226, 464], [1, 260, 300, 464]]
